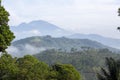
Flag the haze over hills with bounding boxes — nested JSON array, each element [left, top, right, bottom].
[[10, 20, 120, 49], [68, 34, 120, 49], [10, 20, 71, 40], [7, 35, 119, 57]]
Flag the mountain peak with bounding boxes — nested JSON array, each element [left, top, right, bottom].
[[11, 20, 72, 40]]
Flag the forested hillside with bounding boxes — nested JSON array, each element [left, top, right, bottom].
[[12, 36, 108, 50], [34, 48, 120, 80], [9, 36, 120, 57]]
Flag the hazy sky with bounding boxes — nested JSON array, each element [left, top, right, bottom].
[[2, 0, 120, 38]]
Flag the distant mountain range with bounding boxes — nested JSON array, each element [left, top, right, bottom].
[[68, 34, 120, 49], [10, 20, 71, 40], [10, 20, 120, 49], [7, 36, 119, 57]]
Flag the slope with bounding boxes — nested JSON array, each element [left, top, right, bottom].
[[7, 36, 119, 57]]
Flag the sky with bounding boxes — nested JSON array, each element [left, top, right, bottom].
[[2, 0, 120, 39]]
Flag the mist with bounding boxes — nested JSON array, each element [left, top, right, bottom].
[[7, 44, 46, 57]]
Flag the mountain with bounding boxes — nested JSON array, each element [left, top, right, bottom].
[[10, 20, 71, 40], [10, 20, 120, 49], [68, 33, 120, 49], [7, 36, 119, 57]]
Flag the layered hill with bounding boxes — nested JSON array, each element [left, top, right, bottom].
[[68, 33, 120, 49], [7, 36, 119, 57], [10, 20, 120, 49]]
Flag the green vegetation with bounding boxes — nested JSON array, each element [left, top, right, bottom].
[[34, 48, 120, 80], [0, 53, 18, 80], [0, 0, 15, 52], [16, 55, 49, 80], [12, 36, 119, 57], [49, 63, 81, 80], [97, 57, 120, 80], [13, 36, 108, 51], [0, 53, 81, 80]]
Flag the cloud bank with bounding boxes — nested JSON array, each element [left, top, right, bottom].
[[7, 44, 46, 57]]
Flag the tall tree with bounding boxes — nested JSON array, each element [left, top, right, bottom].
[[0, 0, 15, 52], [97, 57, 120, 80]]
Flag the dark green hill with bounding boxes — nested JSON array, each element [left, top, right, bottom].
[[34, 49, 120, 80]]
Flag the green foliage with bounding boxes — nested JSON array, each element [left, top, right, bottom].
[[49, 63, 81, 80], [0, 53, 81, 80], [0, 0, 15, 52], [0, 53, 18, 80], [16, 55, 49, 80], [97, 57, 120, 80], [34, 48, 120, 80]]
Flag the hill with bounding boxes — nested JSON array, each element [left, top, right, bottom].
[[7, 36, 119, 57], [68, 33, 120, 49], [34, 48, 120, 80], [10, 20, 120, 49]]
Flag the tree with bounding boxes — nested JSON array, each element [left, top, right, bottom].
[[0, 53, 18, 80], [16, 55, 49, 80], [49, 63, 82, 80], [97, 57, 120, 80], [0, 0, 15, 52]]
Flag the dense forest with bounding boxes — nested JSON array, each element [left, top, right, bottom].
[[0, 53, 81, 80], [34, 48, 120, 80]]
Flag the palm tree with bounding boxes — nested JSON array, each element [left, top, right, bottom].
[[97, 57, 120, 80]]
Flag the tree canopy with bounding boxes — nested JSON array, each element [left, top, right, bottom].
[[49, 63, 81, 80], [0, 0, 15, 52], [0, 54, 82, 80]]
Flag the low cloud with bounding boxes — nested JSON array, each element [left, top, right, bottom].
[[7, 44, 46, 57]]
